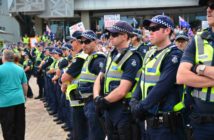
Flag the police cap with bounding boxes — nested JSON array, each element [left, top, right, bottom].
[[81, 30, 97, 40], [107, 21, 133, 34], [143, 15, 174, 31]]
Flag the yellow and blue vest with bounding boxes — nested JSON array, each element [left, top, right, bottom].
[[65, 52, 88, 107], [192, 32, 214, 102], [104, 49, 142, 99]]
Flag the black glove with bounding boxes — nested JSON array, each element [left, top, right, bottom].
[[130, 98, 146, 120], [94, 96, 110, 110]]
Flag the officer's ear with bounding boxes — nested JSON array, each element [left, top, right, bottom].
[[164, 27, 172, 36]]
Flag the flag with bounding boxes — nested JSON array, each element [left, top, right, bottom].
[[46, 25, 51, 35], [188, 28, 194, 37], [179, 16, 190, 28], [133, 17, 138, 28]]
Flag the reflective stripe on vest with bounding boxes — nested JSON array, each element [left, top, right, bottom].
[[104, 49, 142, 99], [193, 32, 214, 102]]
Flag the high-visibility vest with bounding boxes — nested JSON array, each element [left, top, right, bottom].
[[77, 52, 106, 98], [23, 59, 33, 70], [140, 45, 184, 111], [104, 49, 142, 99], [192, 32, 214, 102], [65, 52, 88, 107], [23, 37, 30, 44]]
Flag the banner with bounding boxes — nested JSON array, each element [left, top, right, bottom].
[[104, 14, 120, 28], [69, 22, 85, 36]]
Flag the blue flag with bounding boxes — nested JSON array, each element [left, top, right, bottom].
[[179, 16, 190, 28]]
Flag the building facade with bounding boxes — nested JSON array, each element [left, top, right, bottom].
[[0, 0, 20, 45], [8, 0, 204, 40]]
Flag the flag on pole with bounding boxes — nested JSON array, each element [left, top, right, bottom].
[[46, 25, 51, 35], [179, 16, 190, 28], [133, 17, 138, 28]]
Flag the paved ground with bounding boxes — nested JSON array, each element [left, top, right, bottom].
[[0, 77, 68, 140]]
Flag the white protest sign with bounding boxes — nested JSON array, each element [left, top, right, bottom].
[[69, 22, 85, 36], [30, 37, 38, 47], [104, 14, 120, 28], [202, 21, 209, 30]]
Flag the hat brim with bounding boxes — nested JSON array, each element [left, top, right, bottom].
[[175, 36, 189, 41], [142, 19, 153, 28], [106, 27, 120, 33]]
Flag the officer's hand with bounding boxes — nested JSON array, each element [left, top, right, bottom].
[[94, 96, 110, 110], [130, 98, 146, 120], [61, 84, 67, 93]]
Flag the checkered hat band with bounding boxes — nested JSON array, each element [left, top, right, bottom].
[[152, 18, 173, 29], [112, 25, 131, 34], [177, 35, 188, 39], [82, 33, 96, 40]]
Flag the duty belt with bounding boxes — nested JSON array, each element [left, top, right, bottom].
[[146, 112, 183, 129], [190, 113, 214, 124]]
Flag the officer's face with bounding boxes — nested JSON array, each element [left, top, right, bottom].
[[207, 1, 214, 27], [80, 38, 96, 55], [148, 23, 170, 46], [109, 32, 127, 48], [175, 39, 188, 51], [71, 39, 81, 51]]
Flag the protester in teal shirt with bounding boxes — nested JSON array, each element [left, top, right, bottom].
[[0, 49, 28, 140], [0, 59, 27, 107]]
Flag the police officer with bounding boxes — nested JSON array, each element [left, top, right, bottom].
[[22, 34, 30, 45], [61, 30, 88, 140], [177, 0, 214, 139], [130, 15, 185, 140], [39, 47, 54, 104], [130, 29, 149, 57], [78, 30, 106, 140], [23, 52, 33, 98], [34, 43, 45, 99], [93, 21, 143, 140], [175, 32, 189, 51]]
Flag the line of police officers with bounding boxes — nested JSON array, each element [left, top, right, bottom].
[[3, 1, 214, 139]]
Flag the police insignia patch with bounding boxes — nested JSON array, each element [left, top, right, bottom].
[[131, 59, 137, 67], [171, 56, 178, 63]]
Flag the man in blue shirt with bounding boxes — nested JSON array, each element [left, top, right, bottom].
[[177, 0, 214, 139], [0, 49, 28, 140]]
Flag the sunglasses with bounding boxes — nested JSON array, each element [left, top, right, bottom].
[[208, 2, 214, 9], [80, 39, 93, 45], [147, 25, 166, 32], [110, 32, 124, 38]]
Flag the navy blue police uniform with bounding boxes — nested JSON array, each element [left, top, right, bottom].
[[181, 27, 214, 140], [130, 15, 185, 140]]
